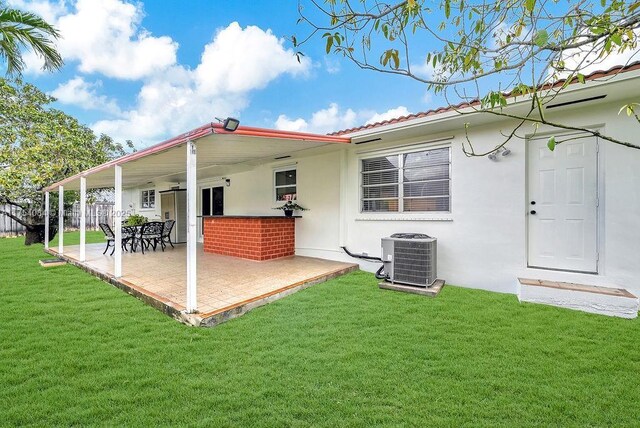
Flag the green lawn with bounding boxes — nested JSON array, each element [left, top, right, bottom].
[[1, 233, 639, 426]]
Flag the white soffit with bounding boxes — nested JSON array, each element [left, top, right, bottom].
[[59, 133, 337, 191]]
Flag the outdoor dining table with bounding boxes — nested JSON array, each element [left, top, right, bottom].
[[122, 221, 169, 254]]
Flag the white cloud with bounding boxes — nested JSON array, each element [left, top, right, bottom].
[[91, 66, 249, 144], [275, 115, 309, 132], [275, 103, 357, 134], [554, 32, 640, 79], [308, 103, 357, 133], [51, 77, 121, 115], [422, 91, 433, 105], [275, 104, 411, 134], [195, 23, 310, 95], [56, 0, 178, 79], [7, 0, 67, 22], [365, 106, 410, 125], [17, 0, 178, 79], [324, 57, 341, 74], [10, 2, 312, 145], [412, 54, 452, 82], [91, 23, 311, 145], [20, 49, 48, 75]]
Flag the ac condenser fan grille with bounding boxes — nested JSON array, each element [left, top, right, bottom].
[[381, 234, 437, 287]]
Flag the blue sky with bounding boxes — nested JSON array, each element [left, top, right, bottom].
[[10, 0, 636, 149], [9, 0, 443, 148]]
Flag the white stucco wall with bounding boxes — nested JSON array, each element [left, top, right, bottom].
[[122, 181, 171, 221], [123, 96, 640, 297], [332, 98, 640, 295]]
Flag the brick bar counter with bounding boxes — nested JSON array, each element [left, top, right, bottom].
[[202, 216, 298, 261]]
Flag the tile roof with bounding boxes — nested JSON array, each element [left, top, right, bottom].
[[329, 61, 640, 136]]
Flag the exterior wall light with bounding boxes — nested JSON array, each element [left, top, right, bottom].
[[222, 117, 240, 132]]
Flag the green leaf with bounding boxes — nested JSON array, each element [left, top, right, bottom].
[[391, 50, 399, 69], [525, 0, 536, 13], [444, 0, 451, 18], [534, 30, 548, 47], [325, 36, 333, 54], [547, 136, 556, 151], [576, 73, 585, 84], [611, 32, 622, 46]]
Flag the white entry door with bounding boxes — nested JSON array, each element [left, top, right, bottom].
[[527, 135, 599, 272]]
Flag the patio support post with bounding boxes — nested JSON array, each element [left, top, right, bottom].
[[186, 140, 197, 313], [80, 176, 86, 262], [44, 192, 49, 250], [114, 165, 122, 278], [58, 185, 64, 255]]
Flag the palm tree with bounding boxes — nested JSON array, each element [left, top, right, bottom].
[[0, 5, 63, 75]]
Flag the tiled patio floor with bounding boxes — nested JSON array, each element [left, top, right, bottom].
[[50, 243, 357, 326]]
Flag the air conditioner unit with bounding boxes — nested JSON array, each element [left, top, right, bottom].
[[381, 233, 437, 287]]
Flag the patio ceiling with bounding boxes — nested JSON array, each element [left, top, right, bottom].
[[45, 123, 350, 191]]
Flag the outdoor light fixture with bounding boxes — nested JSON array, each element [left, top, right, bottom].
[[488, 147, 511, 161], [215, 116, 240, 132], [225, 178, 231, 187]]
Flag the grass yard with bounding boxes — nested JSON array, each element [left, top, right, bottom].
[[1, 232, 639, 426]]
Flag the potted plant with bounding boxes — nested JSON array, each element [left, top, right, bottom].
[[124, 214, 148, 226], [273, 201, 308, 217]]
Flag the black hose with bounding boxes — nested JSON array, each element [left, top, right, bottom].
[[375, 265, 388, 280], [340, 246, 382, 261], [341, 246, 387, 280]]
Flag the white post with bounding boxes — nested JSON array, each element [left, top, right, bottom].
[[80, 176, 87, 262], [44, 192, 50, 250], [58, 185, 64, 254], [114, 165, 122, 278], [186, 140, 198, 313]]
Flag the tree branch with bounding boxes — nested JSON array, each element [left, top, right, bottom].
[[0, 209, 29, 228], [0, 196, 28, 211]]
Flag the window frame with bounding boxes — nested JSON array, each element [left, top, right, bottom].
[[359, 143, 451, 215], [273, 166, 297, 203], [140, 188, 156, 210]]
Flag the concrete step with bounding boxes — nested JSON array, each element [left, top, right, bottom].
[[517, 278, 638, 319]]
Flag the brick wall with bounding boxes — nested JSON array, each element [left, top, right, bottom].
[[203, 217, 296, 261]]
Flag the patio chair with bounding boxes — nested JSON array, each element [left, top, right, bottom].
[[161, 219, 176, 249], [122, 225, 138, 252], [139, 221, 164, 254], [99, 223, 135, 255]]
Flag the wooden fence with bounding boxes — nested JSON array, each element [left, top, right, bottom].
[[0, 202, 114, 237], [0, 204, 26, 237]]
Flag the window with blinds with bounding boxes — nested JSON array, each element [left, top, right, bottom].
[[361, 146, 450, 212]]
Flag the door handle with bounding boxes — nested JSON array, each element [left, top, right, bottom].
[[530, 210, 537, 215]]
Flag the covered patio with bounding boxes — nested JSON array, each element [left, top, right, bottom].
[[43, 121, 354, 325]]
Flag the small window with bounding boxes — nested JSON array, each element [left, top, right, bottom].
[[274, 168, 297, 202], [361, 146, 450, 213], [141, 189, 155, 209]]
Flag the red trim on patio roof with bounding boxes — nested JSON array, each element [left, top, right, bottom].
[[329, 61, 640, 136], [43, 123, 350, 191]]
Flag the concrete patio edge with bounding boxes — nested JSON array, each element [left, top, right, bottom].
[[45, 248, 358, 327]]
